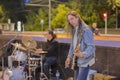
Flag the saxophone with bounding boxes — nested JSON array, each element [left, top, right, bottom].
[[71, 45, 80, 70]]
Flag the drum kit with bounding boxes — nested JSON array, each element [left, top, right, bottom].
[[3, 36, 48, 80]]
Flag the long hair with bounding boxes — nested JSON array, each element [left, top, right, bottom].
[[66, 11, 83, 34]]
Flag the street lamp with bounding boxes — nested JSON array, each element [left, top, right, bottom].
[[8, 19, 11, 31], [103, 13, 107, 35], [17, 21, 22, 32], [40, 19, 44, 31], [49, 0, 51, 30]]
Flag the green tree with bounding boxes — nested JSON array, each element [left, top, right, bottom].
[[34, 8, 49, 31], [1, 0, 118, 31], [0, 5, 7, 22], [51, 4, 70, 29], [24, 10, 37, 31], [115, 0, 120, 7], [25, 8, 49, 31], [0, 0, 26, 22], [67, 0, 98, 26], [108, 0, 120, 9], [108, 0, 120, 28]]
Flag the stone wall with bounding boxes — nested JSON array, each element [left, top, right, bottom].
[[93, 46, 120, 77]]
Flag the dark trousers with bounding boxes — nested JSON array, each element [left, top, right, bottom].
[[43, 57, 57, 78], [35, 56, 57, 80]]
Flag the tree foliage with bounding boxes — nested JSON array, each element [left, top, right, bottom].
[[51, 4, 69, 29], [0, 5, 7, 23], [24, 10, 37, 31], [25, 8, 49, 31], [35, 9, 49, 31], [0, 0, 26, 23], [0, 0, 119, 31], [108, 0, 120, 9]]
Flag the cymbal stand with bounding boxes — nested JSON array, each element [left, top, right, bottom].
[[11, 43, 19, 56], [8, 43, 19, 68], [40, 54, 48, 80], [26, 42, 32, 80], [27, 49, 33, 80]]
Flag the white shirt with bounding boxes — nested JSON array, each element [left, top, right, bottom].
[[73, 26, 78, 50]]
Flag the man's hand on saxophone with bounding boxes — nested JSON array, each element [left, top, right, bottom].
[[74, 50, 85, 58]]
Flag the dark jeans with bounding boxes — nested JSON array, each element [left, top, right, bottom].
[[43, 57, 57, 78]]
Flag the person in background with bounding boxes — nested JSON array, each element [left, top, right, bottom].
[[35, 30, 59, 79], [65, 11, 95, 80], [10, 61, 25, 80], [91, 22, 100, 35]]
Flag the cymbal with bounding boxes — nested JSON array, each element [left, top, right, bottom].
[[11, 43, 26, 51], [39, 51, 48, 54], [34, 50, 47, 54], [22, 36, 37, 49], [11, 43, 20, 47]]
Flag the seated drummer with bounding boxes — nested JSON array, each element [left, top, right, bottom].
[[35, 30, 59, 79]]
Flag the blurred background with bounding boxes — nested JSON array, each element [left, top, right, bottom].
[[0, 0, 119, 33]]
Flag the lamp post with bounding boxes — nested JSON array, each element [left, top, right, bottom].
[[103, 13, 107, 35], [40, 19, 44, 31], [17, 21, 22, 32], [49, 0, 51, 30], [25, 0, 52, 30], [116, 7, 118, 29], [8, 19, 11, 31]]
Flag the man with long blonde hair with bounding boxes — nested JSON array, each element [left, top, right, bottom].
[[65, 11, 95, 80]]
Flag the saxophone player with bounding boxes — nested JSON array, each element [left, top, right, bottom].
[[65, 11, 95, 80]]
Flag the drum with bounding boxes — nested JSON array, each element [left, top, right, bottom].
[[14, 50, 27, 61], [29, 57, 41, 67]]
